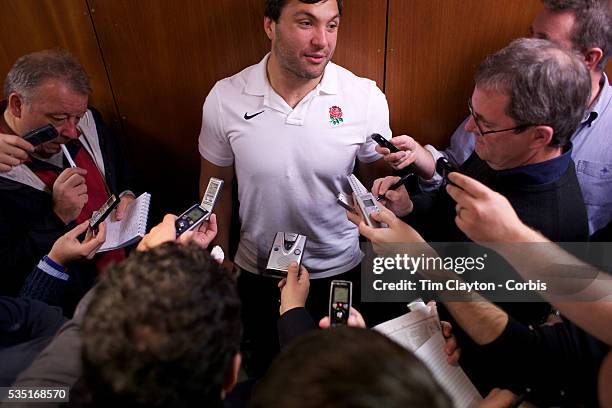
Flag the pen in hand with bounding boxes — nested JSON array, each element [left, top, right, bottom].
[[60, 144, 77, 168], [377, 173, 412, 200]]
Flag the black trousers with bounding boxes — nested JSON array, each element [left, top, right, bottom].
[[236, 264, 406, 377]]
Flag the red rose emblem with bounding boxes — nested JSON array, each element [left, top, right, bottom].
[[329, 106, 344, 125], [329, 106, 343, 118]]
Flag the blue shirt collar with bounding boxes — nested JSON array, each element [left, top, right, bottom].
[[497, 144, 573, 186], [581, 73, 611, 127]]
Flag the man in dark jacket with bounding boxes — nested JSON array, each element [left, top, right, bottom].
[[0, 219, 106, 386], [0, 49, 136, 308], [363, 38, 595, 398]]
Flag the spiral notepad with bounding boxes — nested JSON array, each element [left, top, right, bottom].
[[97, 192, 151, 252]]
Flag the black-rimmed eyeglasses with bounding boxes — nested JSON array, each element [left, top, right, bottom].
[[468, 98, 533, 136]]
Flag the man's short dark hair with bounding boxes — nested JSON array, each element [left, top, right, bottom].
[[264, 0, 344, 22], [542, 0, 612, 71], [251, 327, 452, 408], [82, 243, 241, 408], [3, 49, 92, 102], [475, 38, 591, 147]]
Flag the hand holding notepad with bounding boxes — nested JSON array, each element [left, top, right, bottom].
[[97, 192, 151, 252], [374, 301, 482, 408]]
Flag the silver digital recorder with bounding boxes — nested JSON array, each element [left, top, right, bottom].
[[265, 232, 308, 277]]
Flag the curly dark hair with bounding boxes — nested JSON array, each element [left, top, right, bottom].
[[251, 327, 453, 408], [265, 0, 343, 22], [82, 242, 241, 408]]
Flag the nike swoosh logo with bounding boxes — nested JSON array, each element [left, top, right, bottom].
[[244, 110, 265, 120]]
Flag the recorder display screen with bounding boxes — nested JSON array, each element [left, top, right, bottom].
[[187, 207, 207, 219], [333, 287, 349, 303]]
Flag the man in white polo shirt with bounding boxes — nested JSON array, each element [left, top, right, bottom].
[[198, 0, 391, 374]]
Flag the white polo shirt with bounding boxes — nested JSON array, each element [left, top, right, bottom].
[[199, 54, 391, 278]]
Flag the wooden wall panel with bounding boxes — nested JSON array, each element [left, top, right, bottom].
[[4, 0, 601, 218], [385, 0, 541, 149], [332, 0, 387, 87], [88, 0, 387, 215], [0, 0, 118, 129]]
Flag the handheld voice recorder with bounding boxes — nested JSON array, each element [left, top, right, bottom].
[[371, 133, 400, 153], [265, 232, 307, 277], [90, 194, 119, 229], [175, 177, 224, 237], [336, 192, 356, 213], [201, 177, 224, 213], [371, 133, 416, 176], [347, 174, 383, 228], [436, 157, 460, 188], [329, 280, 352, 326], [23, 124, 58, 147]]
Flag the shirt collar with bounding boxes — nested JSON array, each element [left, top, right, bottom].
[[497, 144, 573, 186], [244, 53, 339, 97], [581, 73, 611, 125]]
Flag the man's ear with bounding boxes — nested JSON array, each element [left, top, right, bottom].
[[7, 93, 24, 118], [531, 125, 554, 149], [221, 353, 242, 399], [264, 16, 275, 41], [583, 47, 603, 72]]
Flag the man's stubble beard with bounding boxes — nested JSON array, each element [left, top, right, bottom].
[[273, 29, 333, 80]]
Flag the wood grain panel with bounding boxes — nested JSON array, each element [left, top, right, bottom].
[[386, 0, 541, 149], [332, 0, 387, 87], [0, 0, 118, 128], [89, 0, 387, 214], [88, 0, 270, 215]]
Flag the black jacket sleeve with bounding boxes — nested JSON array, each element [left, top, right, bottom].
[[477, 316, 609, 406], [0, 182, 73, 295], [19, 266, 70, 308], [0, 296, 66, 348], [277, 307, 317, 349]]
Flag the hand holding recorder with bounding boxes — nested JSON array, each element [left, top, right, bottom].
[[327, 280, 352, 327], [137, 213, 218, 252], [0, 133, 34, 172], [47, 220, 106, 266], [319, 307, 366, 329], [347, 202, 426, 245], [372, 134, 436, 179], [278, 261, 310, 315], [175, 177, 223, 237]]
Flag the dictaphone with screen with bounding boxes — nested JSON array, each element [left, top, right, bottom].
[[347, 174, 384, 228], [175, 177, 223, 237], [265, 232, 307, 277], [90, 194, 119, 229], [329, 280, 352, 326]]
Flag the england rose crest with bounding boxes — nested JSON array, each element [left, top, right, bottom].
[[329, 106, 343, 125]]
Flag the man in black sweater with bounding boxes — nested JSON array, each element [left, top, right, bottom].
[[373, 38, 591, 310], [375, 38, 590, 245], [359, 38, 593, 397]]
